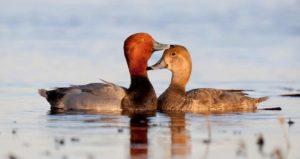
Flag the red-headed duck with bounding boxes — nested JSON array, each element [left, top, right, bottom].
[[148, 45, 268, 113], [38, 33, 170, 113]]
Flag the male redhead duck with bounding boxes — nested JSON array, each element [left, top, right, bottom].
[[38, 33, 170, 113], [148, 45, 268, 113]]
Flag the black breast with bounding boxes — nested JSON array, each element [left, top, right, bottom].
[[121, 76, 157, 112]]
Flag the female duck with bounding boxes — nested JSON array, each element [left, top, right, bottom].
[[148, 45, 268, 113], [38, 33, 170, 112]]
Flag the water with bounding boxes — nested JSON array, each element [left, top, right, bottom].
[[0, 0, 300, 159]]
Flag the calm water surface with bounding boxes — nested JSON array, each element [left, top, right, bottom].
[[0, 82, 299, 159]]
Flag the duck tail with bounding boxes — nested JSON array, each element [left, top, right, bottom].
[[99, 78, 115, 86], [38, 89, 48, 98], [256, 96, 269, 103]]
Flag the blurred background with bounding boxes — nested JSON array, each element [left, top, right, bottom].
[[0, 1, 300, 159], [0, 0, 299, 91]]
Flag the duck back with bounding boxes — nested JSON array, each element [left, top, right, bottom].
[[39, 83, 126, 112], [158, 87, 268, 113]]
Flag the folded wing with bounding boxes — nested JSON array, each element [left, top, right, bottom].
[[39, 82, 126, 111], [186, 88, 268, 112]]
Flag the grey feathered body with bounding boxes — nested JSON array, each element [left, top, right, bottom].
[[39, 82, 126, 112]]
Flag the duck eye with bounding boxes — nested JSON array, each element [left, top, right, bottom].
[[171, 52, 176, 56]]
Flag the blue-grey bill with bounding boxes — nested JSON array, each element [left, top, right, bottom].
[[153, 41, 170, 51], [147, 58, 167, 70]]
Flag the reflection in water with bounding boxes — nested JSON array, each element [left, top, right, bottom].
[[129, 112, 193, 159], [130, 115, 149, 159], [129, 113, 192, 159], [168, 113, 212, 159], [43, 108, 292, 159], [167, 113, 191, 158], [202, 116, 211, 159]]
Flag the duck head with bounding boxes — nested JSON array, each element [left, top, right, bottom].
[[122, 33, 170, 113], [147, 45, 192, 89], [124, 33, 170, 77]]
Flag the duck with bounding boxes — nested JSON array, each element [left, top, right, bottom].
[[147, 45, 268, 113], [38, 33, 170, 113]]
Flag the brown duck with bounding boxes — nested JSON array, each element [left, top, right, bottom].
[[148, 45, 268, 113]]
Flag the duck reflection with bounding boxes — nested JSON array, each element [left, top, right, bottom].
[[129, 112, 191, 159], [129, 114, 151, 159], [167, 113, 191, 158]]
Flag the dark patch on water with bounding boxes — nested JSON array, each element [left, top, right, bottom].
[[259, 107, 282, 111], [70, 137, 80, 142], [256, 134, 264, 152], [8, 154, 17, 159], [55, 138, 65, 146], [288, 118, 295, 127], [280, 93, 300, 97], [11, 129, 17, 135], [117, 128, 123, 133]]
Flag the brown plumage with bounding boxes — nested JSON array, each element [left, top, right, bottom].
[[148, 45, 268, 113]]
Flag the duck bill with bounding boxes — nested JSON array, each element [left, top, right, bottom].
[[147, 58, 167, 70], [153, 41, 170, 51]]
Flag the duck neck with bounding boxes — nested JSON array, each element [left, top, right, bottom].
[[169, 68, 191, 93], [129, 75, 154, 93], [126, 52, 154, 99], [121, 74, 157, 111]]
